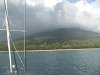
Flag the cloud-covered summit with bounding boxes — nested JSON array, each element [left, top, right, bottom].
[[0, 0, 100, 36]]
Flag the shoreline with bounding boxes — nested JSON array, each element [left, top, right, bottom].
[[0, 48, 100, 52]]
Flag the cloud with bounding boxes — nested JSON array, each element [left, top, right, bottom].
[[0, 0, 100, 40], [26, 0, 62, 8], [75, 0, 100, 32]]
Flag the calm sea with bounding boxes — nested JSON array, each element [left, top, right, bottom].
[[0, 49, 100, 75]]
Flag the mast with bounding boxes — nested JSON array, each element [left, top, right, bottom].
[[4, 0, 13, 74]]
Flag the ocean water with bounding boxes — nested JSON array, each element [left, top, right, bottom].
[[0, 49, 100, 75]]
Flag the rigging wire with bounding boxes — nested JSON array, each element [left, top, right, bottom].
[[3, 0, 27, 74], [10, 37, 25, 67], [3, 0, 13, 74], [4, 0, 20, 75], [24, 0, 27, 74], [4, 0, 25, 75], [10, 32, 27, 75], [12, 48, 19, 75]]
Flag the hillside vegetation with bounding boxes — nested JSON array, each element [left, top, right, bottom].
[[0, 28, 100, 50]]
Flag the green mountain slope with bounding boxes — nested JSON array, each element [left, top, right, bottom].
[[1, 28, 100, 50], [16, 28, 100, 50], [27, 28, 100, 43]]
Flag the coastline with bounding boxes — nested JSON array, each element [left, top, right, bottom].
[[0, 48, 100, 52]]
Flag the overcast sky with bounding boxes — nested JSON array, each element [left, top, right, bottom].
[[0, 0, 100, 37]]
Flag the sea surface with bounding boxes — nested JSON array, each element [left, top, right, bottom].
[[0, 49, 100, 75]]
